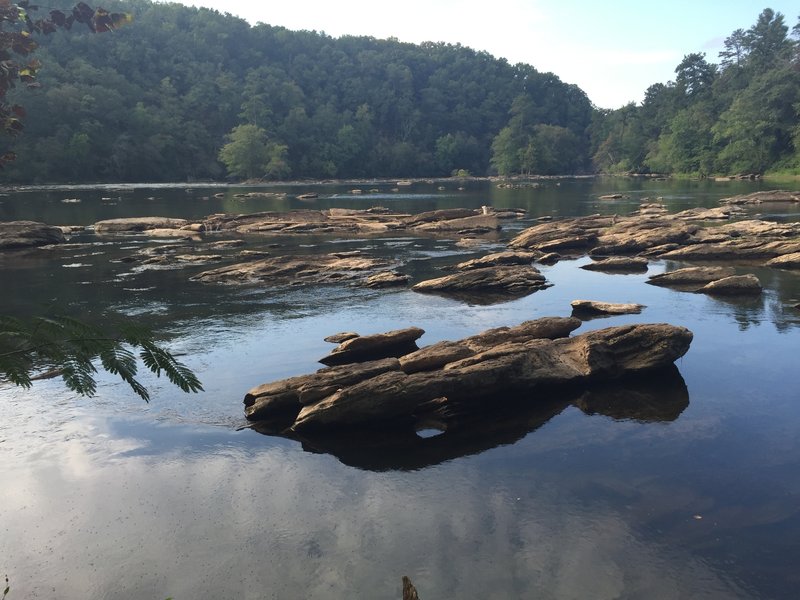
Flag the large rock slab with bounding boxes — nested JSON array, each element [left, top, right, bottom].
[[243, 321, 693, 431], [290, 323, 693, 430], [0, 221, 65, 249]]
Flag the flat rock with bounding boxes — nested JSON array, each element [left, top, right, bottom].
[[190, 253, 391, 285], [570, 300, 645, 316], [362, 270, 410, 288], [319, 327, 425, 366], [0, 221, 65, 250], [412, 265, 548, 294], [697, 274, 762, 295], [454, 250, 538, 270], [646, 266, 737, 288], [581, 257, 648, 273], [765, 252, 800, 269], [94, 217, 189, 233], [324, 332, 360, 344], [720, 190, 800, 205]]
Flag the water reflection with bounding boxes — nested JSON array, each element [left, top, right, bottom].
[[254, 368, 689, 471]]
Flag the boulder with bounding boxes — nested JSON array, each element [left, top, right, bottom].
[[697, 274, 762, 296], [318, 327, 425, 366], [570, 300, 645, 317], [0, 221, 65, 250]]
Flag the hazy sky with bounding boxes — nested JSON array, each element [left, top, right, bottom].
[[172, 1, 798, 109]]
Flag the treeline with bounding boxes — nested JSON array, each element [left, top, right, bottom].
[[2, 3, 797, 183], [590, 8, 800, 176], [0, 0, 593, 183]]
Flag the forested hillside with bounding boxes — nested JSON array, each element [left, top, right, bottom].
[[590, 8, 800, 177], [2, 2, 797, 183], [0, 0, 592, 183]]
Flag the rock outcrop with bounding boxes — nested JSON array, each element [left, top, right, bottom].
[[243, 320, 693, 432], [0, 221, 65, 250]]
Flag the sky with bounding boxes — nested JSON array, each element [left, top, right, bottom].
[[173, 0, 799, 109]]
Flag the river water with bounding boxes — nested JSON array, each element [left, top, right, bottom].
[[1, 178, 799, 599]]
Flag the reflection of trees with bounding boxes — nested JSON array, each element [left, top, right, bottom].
[[253, 367, 690, 471]]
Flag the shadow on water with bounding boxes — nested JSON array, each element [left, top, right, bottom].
[[251, 366, 689, 471]]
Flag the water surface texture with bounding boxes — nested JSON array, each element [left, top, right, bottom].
[[2, 178, 800, 599]]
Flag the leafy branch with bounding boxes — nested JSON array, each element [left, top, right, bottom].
[[0, 1, 131, 163], [0, 315, 203, 401]]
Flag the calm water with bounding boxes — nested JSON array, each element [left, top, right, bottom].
[[2, 178, 800, 599]]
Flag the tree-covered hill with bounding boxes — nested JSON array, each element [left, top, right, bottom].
[[590, 8, 800, 177], [0, 0, 593, 183]]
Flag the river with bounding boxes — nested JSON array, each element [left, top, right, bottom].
[[1, 177, 799, 599]]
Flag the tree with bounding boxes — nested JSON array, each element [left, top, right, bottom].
[[0, 2, 202, 401], [218, 123, 289, 180], [0, 0, 131, 166], [675, 53, 717, 98]]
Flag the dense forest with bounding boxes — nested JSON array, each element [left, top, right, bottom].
[[591, 8, 800, 177], [0, 2, 798, 182]]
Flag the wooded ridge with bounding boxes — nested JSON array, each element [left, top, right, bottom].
[[1, 2, 797, 183]]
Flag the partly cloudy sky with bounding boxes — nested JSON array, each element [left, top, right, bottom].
[[169, 0, 799, 108]]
